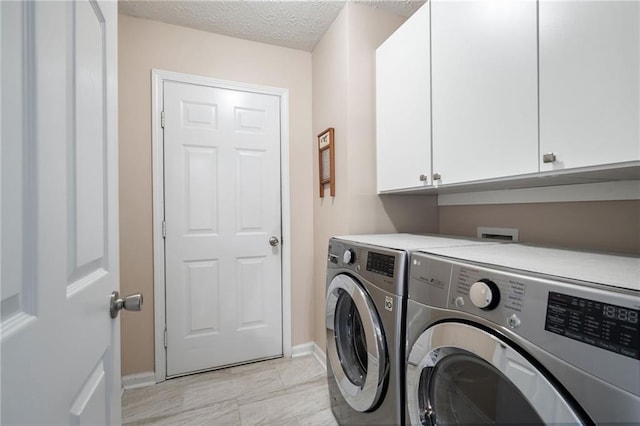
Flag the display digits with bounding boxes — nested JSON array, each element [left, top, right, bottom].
[[603, 305, 639, 324], [603, 305, 616, 319]]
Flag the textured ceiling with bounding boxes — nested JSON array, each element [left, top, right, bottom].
[[118, 0, 426, 51]]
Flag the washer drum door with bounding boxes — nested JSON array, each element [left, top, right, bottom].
[[406, 322, 587, 426], [326, 274, 388, 412]]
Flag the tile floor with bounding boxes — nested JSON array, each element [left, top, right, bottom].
[[122, 354, 338, 425]]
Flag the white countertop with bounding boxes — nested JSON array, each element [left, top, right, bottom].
[[422, 244, 640, 292], [334, 233, 504, 251]]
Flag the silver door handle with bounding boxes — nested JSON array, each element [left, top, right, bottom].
[[269, 236, 280, 247], [110, 291, 143, 318], [542, 152, 557, 163]]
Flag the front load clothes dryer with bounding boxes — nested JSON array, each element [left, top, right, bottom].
[[406, 244, 640, 425], [325, 234, 504, 425]]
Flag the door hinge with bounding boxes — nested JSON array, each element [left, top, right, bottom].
[[162, 220, 166, 238], [161, 110, 165, 128], [164, 328, 167, 348]]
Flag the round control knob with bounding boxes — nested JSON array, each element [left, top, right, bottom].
[[454, 296, 465, 308], [343, 249, 355, 264], [469, 279, 500, 310]]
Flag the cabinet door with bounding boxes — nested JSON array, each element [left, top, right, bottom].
[[539, 1, 640, 171], [431, 0, 538, 184], [376, 3, 430, 192]]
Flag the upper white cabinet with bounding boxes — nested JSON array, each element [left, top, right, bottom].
[[376, 0, 640, 193], [539, 0, 640, 171], [376, 3, 430, 192], [431, 0, 539, 185]]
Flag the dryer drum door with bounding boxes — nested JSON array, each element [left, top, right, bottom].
[[406, 322, 586, 426], [326, 274, 387, 412]]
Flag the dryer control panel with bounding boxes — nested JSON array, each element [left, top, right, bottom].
[[327, 238, 407, 296], [366, 252, 395, 277]]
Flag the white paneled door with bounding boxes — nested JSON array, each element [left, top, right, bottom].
[[1, 0, 120, 424], [163, 81, 283, 376]]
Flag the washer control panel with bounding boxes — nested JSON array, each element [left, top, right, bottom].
[[545, 292, 639, 360], [410, 251, 640, 397]]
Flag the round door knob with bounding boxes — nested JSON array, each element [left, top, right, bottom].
[[110, 291, 143, 318], [269, 236, 280, 247], [469, 279, 500, 310]]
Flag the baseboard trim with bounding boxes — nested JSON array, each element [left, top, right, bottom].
[[312, 342, 326, 370], [291, 342, 326, 370], [122, 371, 156, 390], [291, 342, 315, 357]]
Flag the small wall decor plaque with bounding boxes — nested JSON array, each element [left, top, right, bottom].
[[318, 127, 335, 197]]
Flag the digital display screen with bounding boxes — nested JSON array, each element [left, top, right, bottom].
[[366, 252, 395, 277], [545, 292, 639, 360]]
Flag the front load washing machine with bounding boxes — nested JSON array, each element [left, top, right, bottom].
[[406, 244, 640, 425], [325, 234, 504, 425]]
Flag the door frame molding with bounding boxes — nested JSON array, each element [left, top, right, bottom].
[[150, 69, 292, 382]]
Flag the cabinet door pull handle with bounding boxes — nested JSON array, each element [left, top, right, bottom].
[[419, 174, 428, 182], [542, 153, 557, 163]]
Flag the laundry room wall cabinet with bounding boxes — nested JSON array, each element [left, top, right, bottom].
[[376, 3, 431, 191], [538, 1, 640, 171], [431, 0, 538, 185], [376, 0, 640, 194]]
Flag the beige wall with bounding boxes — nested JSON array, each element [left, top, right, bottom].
[[440, 200, 640, 254], [311, 4, 439, 349], [118, 14, 313, 376]]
